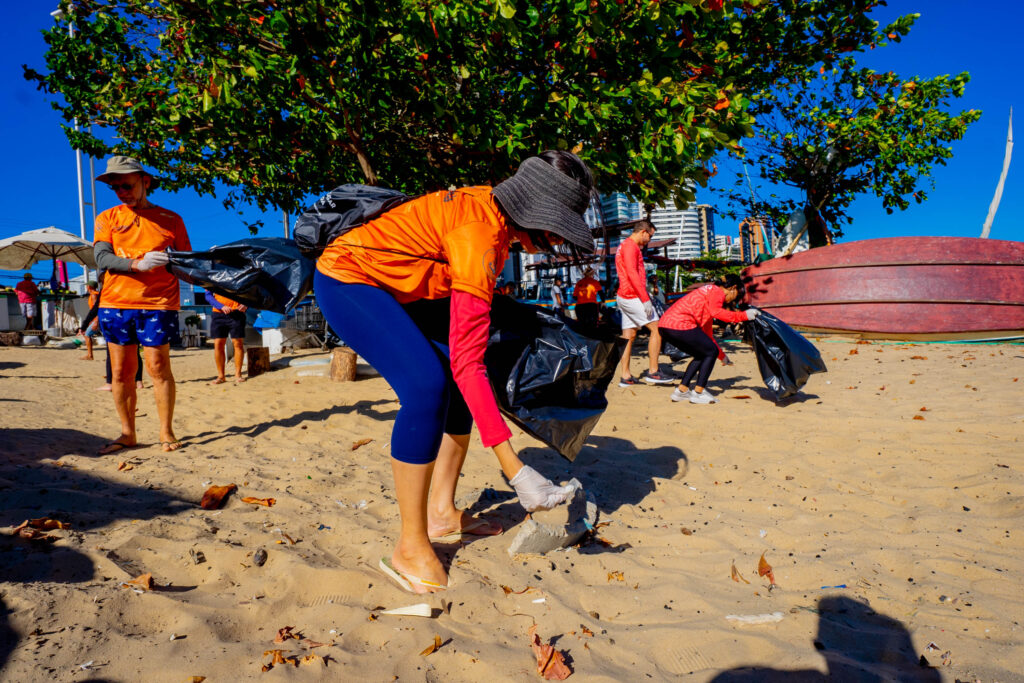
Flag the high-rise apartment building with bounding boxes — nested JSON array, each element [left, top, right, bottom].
[[587, 191, 713, 260], [738, 217, 770, 263]]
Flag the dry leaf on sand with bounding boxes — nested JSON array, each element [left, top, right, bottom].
[[419, 635, 442, 656], [122, 573, 154, 591], [241, 497, 276, 507], [300, 653, 325, 667], [730, 561, 750, 584], [758, 553, 777, 588], [274, 626, 300, 643], [529, 625, 572, 680], [351, 438, 374, 451], [186, 677, 206, 683], [200, 484, 237, 510], [261, 649, 299, 671], [14, 518, 70, 531], [117, 461, 134, 471], [607, 571, 624, 582], [913, 415, 925, 421], [501, 585, 532, 595]]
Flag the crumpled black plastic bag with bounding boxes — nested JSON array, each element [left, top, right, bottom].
[[168, 237, 313, 313], [486, 296, 624, 461], [749, 310, 827, 400]]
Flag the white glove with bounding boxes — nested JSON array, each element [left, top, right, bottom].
[[745, 308, 761, 320], [136, 251, 169, 272], [509, 465, 575, 512], [643, 299, 655, 319]]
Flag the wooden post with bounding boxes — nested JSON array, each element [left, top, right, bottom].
[[330, 347, 358, 382], [246, 347, 271, 378]]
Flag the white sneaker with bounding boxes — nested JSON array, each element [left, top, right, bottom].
[[689, 390, 717, 404], [671, 388, 691, 402]]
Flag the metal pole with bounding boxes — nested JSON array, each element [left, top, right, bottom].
[[282, 210, 289, 239]]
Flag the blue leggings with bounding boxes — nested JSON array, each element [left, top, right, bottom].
[[313, 271, 472, 464]]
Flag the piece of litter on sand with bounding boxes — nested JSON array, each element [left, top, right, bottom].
[[820, 584, 847, 589], [759, 529, 767, 538], [532, 598, 546, 604], [687, 486, 697, 491], [381, 603, 432, 617], [726, 612, 784, 625], [78, 661, 94, 671]]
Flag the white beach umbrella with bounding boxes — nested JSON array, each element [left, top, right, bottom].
[[0, 226, 97, 271]]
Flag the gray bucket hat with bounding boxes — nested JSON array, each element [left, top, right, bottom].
[[96, 155, 159, 190], [492, 156, 595, 253]]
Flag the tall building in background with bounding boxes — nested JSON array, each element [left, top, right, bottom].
[[585, 190, 716, 261], [738, 217, 769, 263], [694, 204, 716, 255], [715, 234, 741, 260]]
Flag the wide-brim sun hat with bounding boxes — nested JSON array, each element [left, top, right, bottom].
[[96, 155, 160, 191], [492, 156, 595, 253]]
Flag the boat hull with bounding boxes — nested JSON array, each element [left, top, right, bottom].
[[742, 237, 1024, 341]]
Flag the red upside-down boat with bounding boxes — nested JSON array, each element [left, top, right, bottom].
[[742, 236, 1024, 341]]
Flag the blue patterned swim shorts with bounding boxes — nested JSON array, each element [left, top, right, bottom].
[[98, 308, 179, 347]]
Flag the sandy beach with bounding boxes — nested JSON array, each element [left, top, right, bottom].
[[1, 336, 1022, 682]]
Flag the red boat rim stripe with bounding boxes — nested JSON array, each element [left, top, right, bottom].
[[747, 260, 1024, 277]]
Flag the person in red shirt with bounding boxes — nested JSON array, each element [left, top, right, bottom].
[[316, 151, 595, 593], [572, 267, 602, 329], [659, 273, 760, 404], [14, 273, 40, 331], [614, 221, 673, 386], [206, 292, 248, 384], [92, 156, 191, 455]]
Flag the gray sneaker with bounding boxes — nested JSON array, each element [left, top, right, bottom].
[[671, 388, 691, 402], [689, 390, 717, 404]]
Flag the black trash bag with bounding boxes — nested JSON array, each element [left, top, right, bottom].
[[749, 310, 827, 400], [293, 184, 411, 259], [486, 296, 624, 461], [168, 237, 314, 314]]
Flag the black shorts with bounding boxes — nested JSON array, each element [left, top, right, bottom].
[[210, 310, 247, 339]]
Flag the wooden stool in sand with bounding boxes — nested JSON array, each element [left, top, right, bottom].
[[246, 347, 271, 378]]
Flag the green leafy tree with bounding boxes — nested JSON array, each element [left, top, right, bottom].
[[28, 0, 888, 216], [717, 12, 981, 243]]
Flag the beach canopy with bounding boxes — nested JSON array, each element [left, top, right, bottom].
[[0, 227, 96, 270]]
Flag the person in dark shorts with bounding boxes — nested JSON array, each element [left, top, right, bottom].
[[206, 292, 248, 384]]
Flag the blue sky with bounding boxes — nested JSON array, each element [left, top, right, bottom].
[[1, 2, 1019, 286]]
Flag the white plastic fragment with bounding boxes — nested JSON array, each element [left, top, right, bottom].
[[726, 612, 784, 625], [759, 529, 767, 538], [381, 603, 432, 617], [78, 661, 94, 671], [532, 598, 546, 604]]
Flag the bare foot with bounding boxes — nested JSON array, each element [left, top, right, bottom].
[[161, 440, 183, 452], [95, 384, 112, 392], [391, 543, 448, 593], [98, 436, 137, 455], [210, 377, 227, 385], [233, 375, 246, 384], [427, 511, 502, 541], [135, 381, 144, 389], [80, 354, 94, 361]]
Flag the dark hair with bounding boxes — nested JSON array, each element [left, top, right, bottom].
[[717, 273, 746, 298], [633, 220, 655, 234], [537, 150, 594, 192]]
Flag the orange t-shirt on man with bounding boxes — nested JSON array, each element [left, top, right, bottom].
[[573, 276, 602, 305], [94, 205, 191, 310]]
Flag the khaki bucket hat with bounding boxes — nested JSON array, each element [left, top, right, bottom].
[[96, 156, 160, 190]]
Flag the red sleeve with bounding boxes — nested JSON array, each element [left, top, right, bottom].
[[708, 287, 748, 324], [449, 290, 513, 447]]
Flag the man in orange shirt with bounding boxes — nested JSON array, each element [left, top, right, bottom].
[[92, 156, 191, 454], [205, 291, 248, 384], [572, 267, 602, 329]]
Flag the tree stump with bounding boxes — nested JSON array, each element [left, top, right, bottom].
[[247, 347, 271, 378], [330, 347, 358, 382]]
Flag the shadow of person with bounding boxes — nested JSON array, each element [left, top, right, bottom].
[[186, 398, 399, 446], [518, 436, 688, 516], [709, 595, 941, 682], [0, 427, 192, 674]]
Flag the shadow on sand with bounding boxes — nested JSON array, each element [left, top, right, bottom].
[[710, 595, 941, 682], [0, 427, 191, 675]]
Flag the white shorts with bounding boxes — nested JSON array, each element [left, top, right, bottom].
[[617, 296, 658, 330], [20, 302, 37, 318]]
